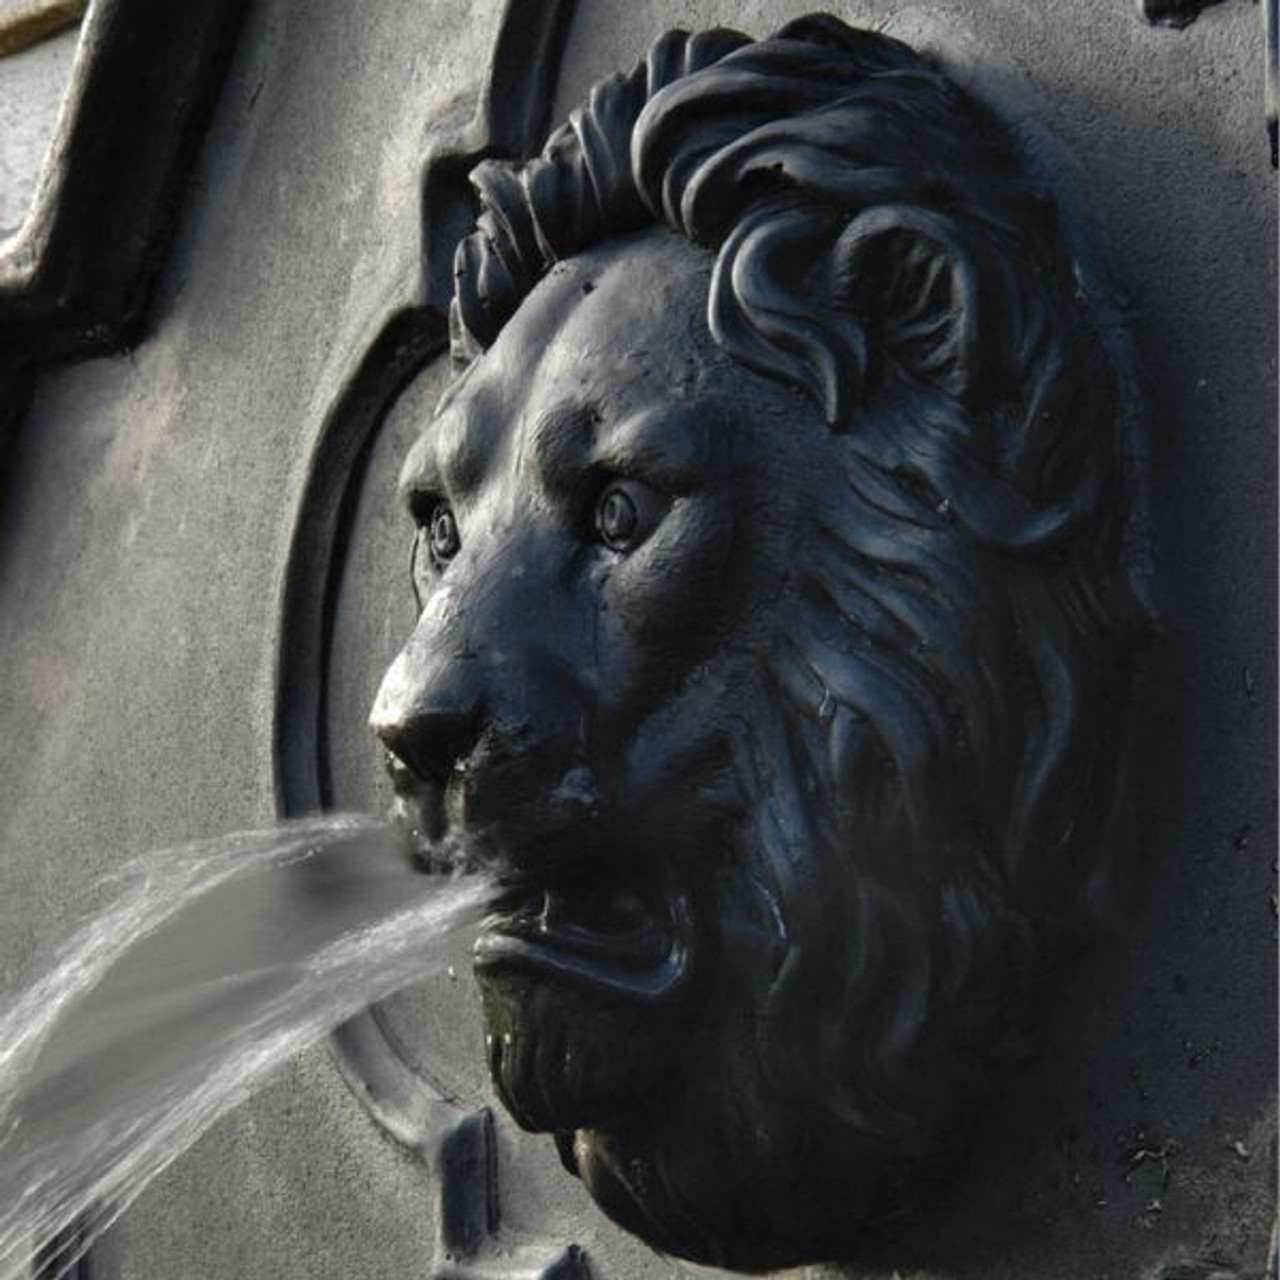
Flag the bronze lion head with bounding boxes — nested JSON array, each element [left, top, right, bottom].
[[371, 15, 1151, 1270]]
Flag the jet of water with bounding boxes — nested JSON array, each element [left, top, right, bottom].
[[0, 815, 489, 1280]]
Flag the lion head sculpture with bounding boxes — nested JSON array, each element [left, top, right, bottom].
[[370, 15, 1152, 1271]]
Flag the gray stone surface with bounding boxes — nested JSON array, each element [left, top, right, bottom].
[[0, 2, 1273, 1278], [0, 24, 79, 242]]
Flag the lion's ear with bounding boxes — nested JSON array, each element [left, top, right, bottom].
[[835, 206, 993, 410]]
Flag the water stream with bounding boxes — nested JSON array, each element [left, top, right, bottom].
[[0, 815, 489, 1280]]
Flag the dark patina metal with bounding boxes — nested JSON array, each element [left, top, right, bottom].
[[370, 16, 1154, 1271]]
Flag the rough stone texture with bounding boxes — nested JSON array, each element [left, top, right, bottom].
[[0, 2, 1273, 1279], [0, 0, 83, 57], [0, 24, 78, 241]]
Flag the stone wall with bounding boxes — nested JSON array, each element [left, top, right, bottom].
[[0, 4, 1274, 1278]]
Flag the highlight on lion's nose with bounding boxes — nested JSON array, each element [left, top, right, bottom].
[[369, 654, 482, 787]]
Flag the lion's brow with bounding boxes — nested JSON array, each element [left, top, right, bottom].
[[525, 404, 599, 492], [428, 401, 506, 499]]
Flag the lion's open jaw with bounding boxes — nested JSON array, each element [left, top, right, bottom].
[[475, 877, 693, 1000]]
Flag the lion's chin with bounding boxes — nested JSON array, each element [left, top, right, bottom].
[[476, 967, 682, 1132]]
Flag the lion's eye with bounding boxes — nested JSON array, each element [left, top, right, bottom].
[[597, 488, 637, 547], [411, 502, 460, 606], [593, 480, 664, 553], [428, 502, 461, 565]]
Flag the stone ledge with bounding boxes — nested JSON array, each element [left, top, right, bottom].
[[0, 0, 84, 59]]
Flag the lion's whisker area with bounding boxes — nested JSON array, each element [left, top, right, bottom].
[[0, 816, 488, 1280]]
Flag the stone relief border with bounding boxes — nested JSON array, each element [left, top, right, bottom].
[[271, 3, 583, 1276], [0, 0, 247, 375]]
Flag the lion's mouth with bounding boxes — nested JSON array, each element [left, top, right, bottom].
[[475, 877, 692, 1000], [385, 760, 698, 1000]]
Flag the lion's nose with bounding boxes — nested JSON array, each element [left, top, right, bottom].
[[370, 649, 484, 788], [381, 705, 482, 789]]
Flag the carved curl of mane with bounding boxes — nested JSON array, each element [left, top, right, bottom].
[[450, 15, 1153, 1262]]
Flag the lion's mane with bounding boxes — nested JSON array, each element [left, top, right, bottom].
[[450, 15, 1152, 1267]]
